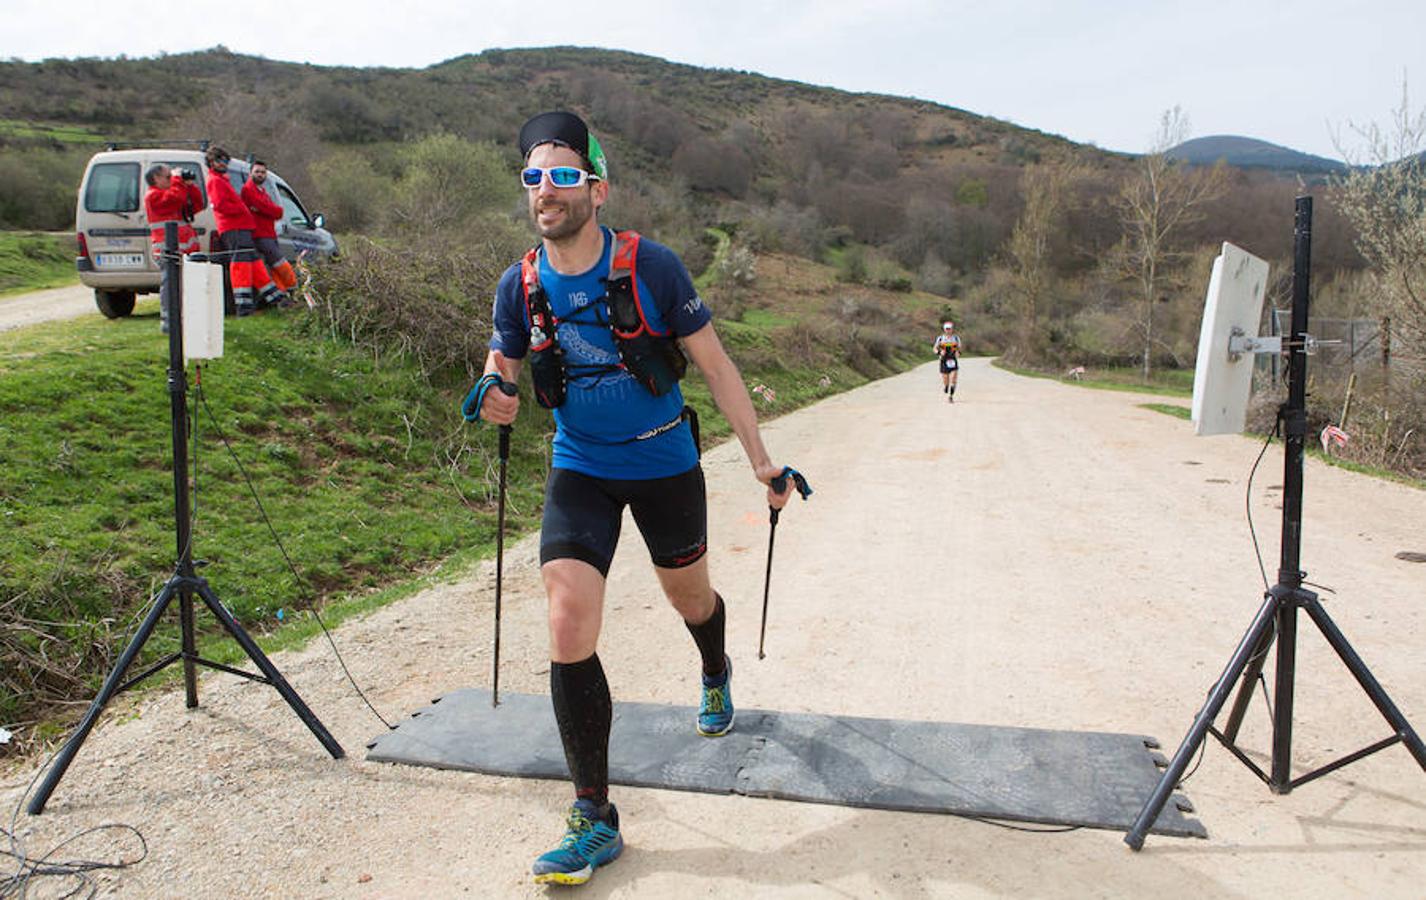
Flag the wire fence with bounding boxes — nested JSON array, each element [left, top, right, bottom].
[[1260, 311, 1425, 385]]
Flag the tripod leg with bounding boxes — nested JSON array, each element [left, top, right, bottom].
[[1221, 619, 1274, 743], [1125, 591, 1279, 849], [28, 581, 180, 815], [195, 583, 345, 759], [1302, 597, 1426, 768]]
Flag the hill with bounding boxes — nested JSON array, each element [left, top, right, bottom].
[[0, 47, 1123, 256], [1167, 134, 1347, 176]]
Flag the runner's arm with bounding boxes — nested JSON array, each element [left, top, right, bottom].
[[681, 323, 793, 508], [477, 350, 522, 425]]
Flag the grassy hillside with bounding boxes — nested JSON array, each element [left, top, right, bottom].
[[0, 231, 76, 295]]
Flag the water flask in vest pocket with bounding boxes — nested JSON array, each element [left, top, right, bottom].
[[529, 342, 567, 408], [618, 337, 687, 397]]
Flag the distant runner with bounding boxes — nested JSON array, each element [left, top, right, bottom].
[[934, 321, 962, 402]]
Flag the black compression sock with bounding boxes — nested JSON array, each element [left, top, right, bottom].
[[550, 654, 612, 807], [684, 592, 727, 677]]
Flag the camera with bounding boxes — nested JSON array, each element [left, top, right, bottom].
[[174, 167, 195, 181]]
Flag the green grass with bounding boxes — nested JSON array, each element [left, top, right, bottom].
[[997, 360, 1194, 397], [738, 308, 796, 329], [1305, 445, 1426, 490], [1142, 402, 1191, 420], [0, 231, 78, 295], [694, 227, 731, 292], [0, 120, 107, 144]]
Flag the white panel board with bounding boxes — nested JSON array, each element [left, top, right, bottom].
[[1191, 243, 1269, 436], [181, 258, 224, 360]]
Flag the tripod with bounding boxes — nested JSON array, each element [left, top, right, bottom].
[[28, 223, 344, 815], [1125, 197, 1426, 849]]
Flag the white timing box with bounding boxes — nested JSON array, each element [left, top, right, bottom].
[[181, 258, 224, 360]]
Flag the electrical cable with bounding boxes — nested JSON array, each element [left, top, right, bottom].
[[1245, 417, 1279, 593], [1175, 417, 1288, 790], [1, 744, 147, 899], [193, 378, 396, 731]]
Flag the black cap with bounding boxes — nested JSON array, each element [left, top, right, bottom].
[[518, 111, 608, 180]]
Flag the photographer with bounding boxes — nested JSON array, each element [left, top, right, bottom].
[[143, 163, 204, 257], [144, 163, 205, 332]]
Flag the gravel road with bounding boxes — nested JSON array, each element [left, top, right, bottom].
[[0, 283, 96, 332]]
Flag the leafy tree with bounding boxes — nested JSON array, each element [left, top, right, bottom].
[[1115, 107, 1227, 378], [1332, 81, 1426, 364], [1004, 156, 1085, 359]]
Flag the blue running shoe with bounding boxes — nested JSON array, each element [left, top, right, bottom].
[[697, 656, 735, 737], [531, 799, 623, 885]]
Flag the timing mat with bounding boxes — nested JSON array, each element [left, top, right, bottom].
[[366, 689, 1205, 837]]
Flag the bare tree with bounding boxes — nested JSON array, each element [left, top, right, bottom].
[[1332, 79, 1426, 363], [1115, 107, 1227, 379], [1005, 156, 1085, 360]]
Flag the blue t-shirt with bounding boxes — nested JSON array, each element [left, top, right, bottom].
[[490, 227, 713, 479]]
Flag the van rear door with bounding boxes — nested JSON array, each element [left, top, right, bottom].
[[82, 161, 152, 274]]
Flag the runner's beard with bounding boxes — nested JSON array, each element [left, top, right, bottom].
[[531, 191, 594, 242]]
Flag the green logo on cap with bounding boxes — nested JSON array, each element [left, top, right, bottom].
[[586, 132, 608, 181]]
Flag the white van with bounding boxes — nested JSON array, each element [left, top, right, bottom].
[[75, 145, 339, 317]]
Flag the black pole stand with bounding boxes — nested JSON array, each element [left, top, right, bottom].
[[1124, 197, 1426, 849], [27, 223, 344, 815]]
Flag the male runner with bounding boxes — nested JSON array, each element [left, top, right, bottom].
[[470, 111, 797, 886], [934, 320, 962, 401]]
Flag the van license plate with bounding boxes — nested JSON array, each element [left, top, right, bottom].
[[96, 253, 146, 268]]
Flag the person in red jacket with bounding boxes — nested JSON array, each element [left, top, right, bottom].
[[144, 163, 207, 332], [204, 145, 280, 315], [144, 163, 204, 257], [241, 160, 297, 298]]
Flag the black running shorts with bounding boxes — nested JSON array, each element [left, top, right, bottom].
[[539, 465, 708, 577], [939, 356, 959, 374]]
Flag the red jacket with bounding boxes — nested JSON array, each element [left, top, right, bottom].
[[144, 180, 204, 251], [207, 168, 256, 233], [242, 179, 284, 239], [144, 179, 203, 226]]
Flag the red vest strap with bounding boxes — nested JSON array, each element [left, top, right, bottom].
[[611, 230, 639, 281]]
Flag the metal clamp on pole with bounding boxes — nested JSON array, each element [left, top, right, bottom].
[[1226, 327, 1282, 360]]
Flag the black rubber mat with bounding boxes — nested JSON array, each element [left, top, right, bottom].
[[366, 689, 1205, 837]]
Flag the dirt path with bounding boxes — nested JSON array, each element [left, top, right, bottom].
[[0, 283, 95, 332], [5, 358, 1424, 897]]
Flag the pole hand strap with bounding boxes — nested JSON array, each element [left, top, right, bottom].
[[769, 466, 813, 524], [460, 373, 505, 422]]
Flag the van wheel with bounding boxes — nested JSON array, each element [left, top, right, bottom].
[[221, 263, 235, 316], [95, 290, 136, 318]]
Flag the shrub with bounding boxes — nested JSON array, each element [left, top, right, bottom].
[[716, 244, 758, 287], [309, 150, 391, 233], [305, 224, 526, 382], [390, 134, 518, 232]]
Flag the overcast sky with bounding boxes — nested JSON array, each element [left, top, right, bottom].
[[4, 0, 1419, 161]]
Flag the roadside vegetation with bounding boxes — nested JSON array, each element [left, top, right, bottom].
[[0, 231, 77, 295]]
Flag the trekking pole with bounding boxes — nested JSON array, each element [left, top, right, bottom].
[[758, 466, 813, 660], [492, 381, 518, 707]]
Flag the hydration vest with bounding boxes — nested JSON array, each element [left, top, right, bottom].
[[521, 230, 688, 409]]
